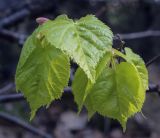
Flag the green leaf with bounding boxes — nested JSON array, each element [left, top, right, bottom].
[[125, 47, 148, 90], [72, 52, 112, 114], [85, 62, 145, 131], [15, 27, 40, 71], [72, 68, 88, 111], [37, 14, 113, 82], [15, 14, 148, 132], [15, 33, 70, 119]]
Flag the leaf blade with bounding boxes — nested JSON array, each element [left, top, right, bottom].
[[15, 32, 70, 118], [38, 14, 113, 82], [72, 52, 112, 114], [85, 62, 145, 131], [125, 47, 148, 90]]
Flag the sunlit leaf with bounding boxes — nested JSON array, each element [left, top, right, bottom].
[[72, 52, 112, 113], [15, 33, 70, 118], [85, 62, 145, 131], [125, 47, 148, 90], [37, 14, 113, 82]]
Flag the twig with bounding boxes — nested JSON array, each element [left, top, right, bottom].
[[1, 21, 160, 45], [0, 85, 160, 104], [0, 112, 52, 138], [113, 34, 160, 66], [146, 54, 160, 67], [0, 29, 27, 45], [0, 9, 30, 28], [119, 30, 160, 40], [113, 34, 125, 51], [147, 84, 160, 94], [0, 83, 15, 94], [0, 87, 72, 103], [0, 93, 24, 103]]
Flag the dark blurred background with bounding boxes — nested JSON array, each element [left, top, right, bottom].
[[0, 0, 160, 138]]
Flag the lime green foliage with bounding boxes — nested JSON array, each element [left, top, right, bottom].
[[72, 47, 148, 130], [15, 30, 70, 118], [15, 14, 148, 131], [72, 62, 146, 131], [72, 52, 112, 112], [125, 47, 148, 90], [16, 28, 39, 70], [86, 62, 145, 131], [36, 15, 113, 82]]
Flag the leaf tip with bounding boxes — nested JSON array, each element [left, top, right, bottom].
[[119, 118, 127, 133], [30, 109, 37, 121], [87, 111, 94, 121]]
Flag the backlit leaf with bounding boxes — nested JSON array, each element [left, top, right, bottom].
[[125, 47, 148, 90], [72, 52, 112, 113], [15, 33, 70, 118], [37, 14, 113, 82], [85, 62, 145, 131]]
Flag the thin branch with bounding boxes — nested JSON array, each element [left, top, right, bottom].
[[0, 93, 24, 103], [0, 112, 52, 138], [0, 0, 58, 28], [147, 84, 160, 94], [0, 85, 160, 104], [0, 29, 27, 45], [0, 87, 72, 103], [1, 23, 160, 45], [0, 9, 30, 28], [0, 83, 15, 94], [118, 30, 160, 40], [114, 34, 160, 67], [146, 54, 160, 67]]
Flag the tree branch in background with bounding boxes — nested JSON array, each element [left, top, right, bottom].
[[2, 29, 160, 46], [0, 29, 27, 45], [0, 83, 14, 94], [95, 5, 160, 40], [1, 13, 160, 46], [146, 54, 160, 67], [0, 87, 72, 103], [0, 9, 30, 28], [0, 85, 159, 104], [0, 112, 52, 138], [147, 84, 160, 94], [118, 30, 160, 40], [0, 93, 24, 103]]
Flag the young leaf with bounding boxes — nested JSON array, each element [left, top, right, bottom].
[[85, 62, 145, 131], [72, 52, 112, 113], [15, 32, 70, 119], [72, 68, 88, 111], [125, 47, 148, 90], [16, 28, 40, 70], [36, 14, 113, 82]]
